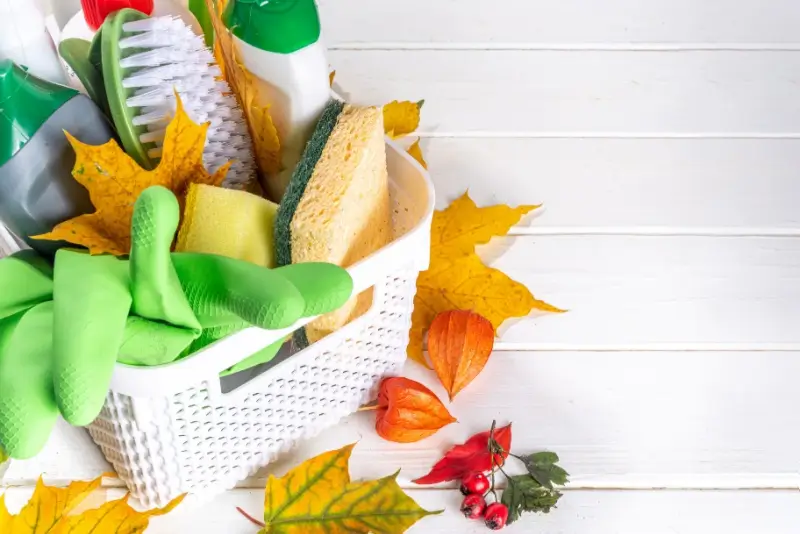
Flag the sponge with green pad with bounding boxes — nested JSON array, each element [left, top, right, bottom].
[[275, 99, 393, 346]]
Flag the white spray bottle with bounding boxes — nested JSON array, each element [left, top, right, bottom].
[[222, 0, 331, 201], [0, 0, 67, 84]]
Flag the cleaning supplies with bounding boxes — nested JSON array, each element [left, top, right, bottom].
[[94, 9, 257, 188], [176, 183, 279, 267], [189, 0, 214, 47], [0, 60, 116, 256], [222, 0, 331, 200], [276, 100, 392, 346], [78, 0, 202, 34], [0, 0, 67, 84], [0, 252, 55, 460], [81, 0, 155, 30], [0, 186, 355, 459]]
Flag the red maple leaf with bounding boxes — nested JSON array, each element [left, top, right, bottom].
[[413, 423, 512, 484]]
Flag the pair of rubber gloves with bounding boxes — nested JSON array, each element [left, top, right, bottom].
[[0, 186, 353, 460]]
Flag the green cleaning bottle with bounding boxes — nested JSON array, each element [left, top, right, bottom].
[[222, 0, 331, 201], [0, 61, 115, 256]]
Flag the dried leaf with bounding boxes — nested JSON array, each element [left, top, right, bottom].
[[501, 476, 562, 524], [259, 444, 439, 533], [34, 95, 228, 256], [0, 475, 104, 532], [407, 138, 427, 169], [428, 310, 494, 400], [329, 70, 336, 87], [384, 101, 422, 139], [207, 0, 282, 185], [51, 495, 184, 533], [519, 452, 570, 490], [375, 377, 456, 443], [408, 193, 564, 366], [413, 424, 512, 485], [0, 473, 181, 533]]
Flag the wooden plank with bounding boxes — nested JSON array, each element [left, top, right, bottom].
[[330, 50, 800, 135], [6, 352, 800, 489], [318, 0, 800, 46], [489, 236, 800, 347], [423, 138, 800, 229], [2, 486, 798, 533]]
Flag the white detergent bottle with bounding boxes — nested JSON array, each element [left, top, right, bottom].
[[223, 0, 331, 201], [0, 0, 67, 84]]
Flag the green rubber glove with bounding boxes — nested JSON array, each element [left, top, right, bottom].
[[0, 302, 57, 459], [53, 250, 131, 426], [127, 186, 202, 360], [0, 250, 53, 320]]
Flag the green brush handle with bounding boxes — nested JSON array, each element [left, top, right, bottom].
[[53, 250, 132, 426], [0, 302, 58, 459]]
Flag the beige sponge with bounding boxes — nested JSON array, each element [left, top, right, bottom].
[[290, 104, 392, 342], [176, 184, 279, 268]]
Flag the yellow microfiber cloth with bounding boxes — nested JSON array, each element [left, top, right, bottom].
[[176, 184, 279, 268]]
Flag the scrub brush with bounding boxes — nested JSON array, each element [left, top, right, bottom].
[[102, 9, 257, 189]]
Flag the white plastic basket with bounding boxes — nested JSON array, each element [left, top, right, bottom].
[[0, 138, 434, 508]]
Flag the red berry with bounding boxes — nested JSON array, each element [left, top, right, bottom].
[[484, 502, 509, 530], [460, 494, 487, 520], [460, 472, 491, 495]]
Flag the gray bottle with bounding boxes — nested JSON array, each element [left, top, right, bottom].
[[0, 60, 115, 257]]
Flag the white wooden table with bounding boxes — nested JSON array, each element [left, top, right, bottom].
[[3, 1, 800, 531]]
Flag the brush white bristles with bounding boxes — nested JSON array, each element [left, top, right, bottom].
[[118, 16, 257, 189]]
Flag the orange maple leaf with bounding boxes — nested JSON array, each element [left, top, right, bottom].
[[0, 474, 183, 533], [408, 194, 565, 366], [34, 95, 229, 256]]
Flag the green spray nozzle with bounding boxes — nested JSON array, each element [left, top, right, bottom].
[[222, 0, 321, 54]]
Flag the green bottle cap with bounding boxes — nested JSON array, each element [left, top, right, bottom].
[[222, 0, 321, 55], [0, 61, 78, 167]]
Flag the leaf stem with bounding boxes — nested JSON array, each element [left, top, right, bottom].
[[236, 507, 265, 528], [488, 420, 499, 501]]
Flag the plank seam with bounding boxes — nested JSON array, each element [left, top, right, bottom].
[[330, 42, 800, 51], [411, 132, 800, 139], [506, 227, 800, 237]]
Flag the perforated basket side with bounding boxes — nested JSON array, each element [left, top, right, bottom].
[[88, 270, 419, 508]]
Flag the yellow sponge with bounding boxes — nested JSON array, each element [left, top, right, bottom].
[[176, 184, 279, 268]]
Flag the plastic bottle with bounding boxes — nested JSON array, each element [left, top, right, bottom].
[[0, 60, 116, 256], [223, 0, 331, 201], [0, 0, 67, 84]]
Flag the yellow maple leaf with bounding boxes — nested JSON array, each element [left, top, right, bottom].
[[384, 101, 423, 139], [408, 193, 565, 366], [238, 444, 439, 533], [34, 95, 229, 256], [0, 473, 180, 533], [51, 494, 183, 534], [407, 138, 428, 169], [206, 0, 282, 189]]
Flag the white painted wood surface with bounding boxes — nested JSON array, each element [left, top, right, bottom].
[[4, 0, 799, 532]]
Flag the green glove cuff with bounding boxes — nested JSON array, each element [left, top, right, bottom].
[[53, 250, 131, 426], [0, 302, 58, 459]]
